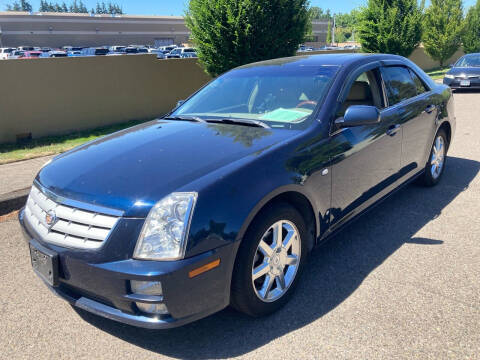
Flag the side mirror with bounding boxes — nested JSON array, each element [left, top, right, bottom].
[[335, 105, 380, 129], [449, 63, 454, 68]]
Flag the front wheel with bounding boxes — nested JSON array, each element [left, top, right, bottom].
[[418, 129, 448, 187], [230, 203, 308, 317]]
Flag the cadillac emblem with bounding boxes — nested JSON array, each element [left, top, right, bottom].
[[45, 210, 57, 228]]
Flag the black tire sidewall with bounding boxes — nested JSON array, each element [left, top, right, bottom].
[[231, 202, 308, 317]]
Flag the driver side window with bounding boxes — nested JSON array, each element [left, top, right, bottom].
[[337, 69, 385, 118]]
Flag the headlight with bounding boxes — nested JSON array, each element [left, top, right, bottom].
[[444, 74, 455, 79], [134, 192, 197, 260]]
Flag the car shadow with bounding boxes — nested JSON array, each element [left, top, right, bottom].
[[74, 156, 479, 359]]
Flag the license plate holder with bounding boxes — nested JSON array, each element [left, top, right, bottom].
[[29, 242, 59, 287], [460, 79, 470, 87]]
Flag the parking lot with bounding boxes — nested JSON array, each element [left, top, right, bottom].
[[1, 90, 479, 359]]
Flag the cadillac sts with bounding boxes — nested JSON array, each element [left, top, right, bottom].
[[19, 54, 455, 329]]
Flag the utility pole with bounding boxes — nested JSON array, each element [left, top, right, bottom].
[[332, 16, 335, 44]]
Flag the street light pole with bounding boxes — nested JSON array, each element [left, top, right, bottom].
[[332, 16, 335, 45]]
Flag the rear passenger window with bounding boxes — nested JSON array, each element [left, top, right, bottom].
[[381, 66, 417, 106], [409, 69, 428, 95]]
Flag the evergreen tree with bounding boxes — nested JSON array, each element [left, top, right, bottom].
[[357, 0, 424, 57], [463, 0, 480, 53], [423, 0, 464, 66], [20, 0, 32, 11], [39, 0, 46, 11], [6, 0, 32, 11], [69, 0, 78, 12], [186, 0, 310, 76]]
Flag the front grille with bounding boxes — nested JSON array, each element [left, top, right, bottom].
[[24, 185, 119, 249]]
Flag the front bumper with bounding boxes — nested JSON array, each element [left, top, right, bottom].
[[19, 208, 239, 329], [443, 77, 480, 89]]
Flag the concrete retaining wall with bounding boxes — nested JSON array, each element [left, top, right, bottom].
[[0, 55, 211, 144]]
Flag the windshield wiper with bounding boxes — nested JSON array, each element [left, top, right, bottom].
[[163, 115, 206, 123], [205, 118, 270, 129]]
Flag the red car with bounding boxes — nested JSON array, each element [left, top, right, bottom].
[[21, 51, 42, 59]]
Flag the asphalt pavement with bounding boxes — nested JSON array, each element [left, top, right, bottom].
[[0, 91, 479, 359]]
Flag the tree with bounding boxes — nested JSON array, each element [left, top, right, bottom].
[[357, 0, 424, 57], [5, 0, 32, 11], [326, 21, 332, 44], [423, 0, 463, 66], [309, 6, 332, 20], [185, 0, 310, 77], [463, 0, 480, 53], [78, 0, 88, 13]]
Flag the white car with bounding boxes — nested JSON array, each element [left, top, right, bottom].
[[8, 50, 25, 59], [109, 45, 126, 53], [0, 47, 16, 60], [166, 47, 196, 58]]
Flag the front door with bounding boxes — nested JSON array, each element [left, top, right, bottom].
[[328, 67, 403, 229]]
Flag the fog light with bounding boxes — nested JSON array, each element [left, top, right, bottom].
[[136, 302, 169, 315], [130, 280, 168, 315], [130, 280, 163, 296]]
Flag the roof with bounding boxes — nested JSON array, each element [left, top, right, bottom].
[[240, 53, 405, 69]]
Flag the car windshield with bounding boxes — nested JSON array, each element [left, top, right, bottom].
[[173, 64, 339, 129], [455, 55, 480, 67]]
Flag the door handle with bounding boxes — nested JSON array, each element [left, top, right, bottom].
[[425, 104, 436, 113], [386, 124, 401, 136]]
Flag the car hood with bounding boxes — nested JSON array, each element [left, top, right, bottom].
[[448, 67, 480, 76], [37, 119, 296, 217]]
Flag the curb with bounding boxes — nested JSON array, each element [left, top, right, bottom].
[[0, 188, 30, 215]]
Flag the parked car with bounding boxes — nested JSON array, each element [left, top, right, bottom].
[[39, 47, 53, 53], [20, 53, 454, 329], [17, 46, 34, 51], [180, 52, 198, 58], [0, 47, 16, 60], [67, 50, 82, 57], [48, 51, 68, 58], [124, 46, 139, 54], [443, 53, 480, 89], [21, 51, 42, 59], [147, 48, 166, 59], [159, 45, 177, 53], [8, 50, 25, 59], [81, 47, 109, 56], [109, 45, 126, 53], [166, 47, 196, 58]]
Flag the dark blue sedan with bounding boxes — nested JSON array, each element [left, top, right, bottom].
[[443, 53, 480, 89], [20, 53, 455, 329]]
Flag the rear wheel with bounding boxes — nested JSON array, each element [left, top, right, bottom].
[[231, 203, 308, 317], [419, 129, 448, 186]]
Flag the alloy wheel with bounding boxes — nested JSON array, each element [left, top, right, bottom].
[[430, 135, 445, 180], [251, 220, 301, 302]]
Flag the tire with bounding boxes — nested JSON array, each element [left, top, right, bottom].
[[418, 128, 448, 187], [230, 202, 308, 317]]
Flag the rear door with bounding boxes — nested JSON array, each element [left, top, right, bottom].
[[380, 66, 437, 173]]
